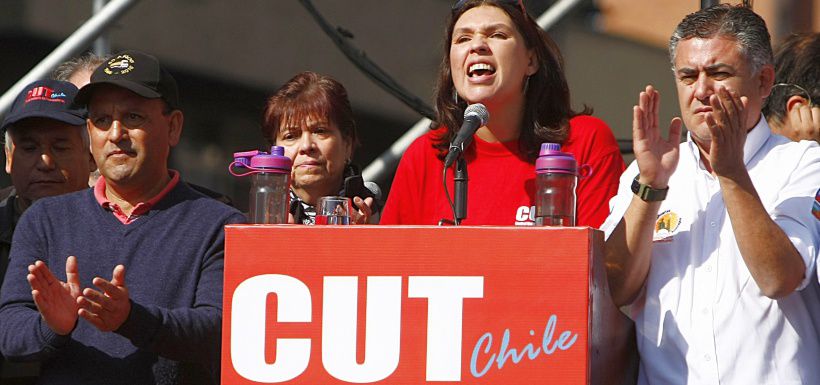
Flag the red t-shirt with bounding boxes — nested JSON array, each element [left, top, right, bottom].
[[380, 115, 625, 227]]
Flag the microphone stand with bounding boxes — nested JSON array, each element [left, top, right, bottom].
[[453, 157, 468, 225]]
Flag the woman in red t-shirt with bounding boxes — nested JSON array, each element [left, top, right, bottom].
[[381, 0, 624, 227]]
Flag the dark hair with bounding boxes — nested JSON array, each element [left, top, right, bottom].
[[432, 0, 587, 161], [669, 4, 772, 74], [52, 52, 108, 83], [261, 71, 359, 150], [763, 33, 820, 123]]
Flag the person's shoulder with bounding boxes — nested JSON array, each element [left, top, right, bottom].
[[20, 189, 94, 226], [173, 181, 245, 222], [569, 115, 617, 141], [566, 115, 620, 155], [766, 134, 820, 162], [0, 186, 16, 219], [745, 135, 820, 193], [0, 186, 15, 203], [0, 187, 16, 240], [29, 188, 92, 211], [187, 182, 235, 207], [569, 115, 613, 133], [776, 136, 819, 152], [402, 128, 444, 160], [408, 128, 442, 151]]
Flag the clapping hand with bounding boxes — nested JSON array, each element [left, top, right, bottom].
[[704, 86, 749, 177], [632, 85, 683, 188], [77, 264, 131, 332], [27, 256, 81, 335], [783, 98, 820, 142]]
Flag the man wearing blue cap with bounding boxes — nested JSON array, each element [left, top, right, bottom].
[[0, 51, 245, 385], [0, 79, 94, 382]]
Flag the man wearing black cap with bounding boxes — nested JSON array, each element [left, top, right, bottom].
[[0, 79, 94, 382], [0, 51, 245, 385]]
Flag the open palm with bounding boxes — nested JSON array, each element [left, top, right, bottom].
[[27, 256, 81, 335], [632, 86, 682, 187]]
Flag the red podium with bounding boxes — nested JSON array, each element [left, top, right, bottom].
[[222, 226, 636, 384]]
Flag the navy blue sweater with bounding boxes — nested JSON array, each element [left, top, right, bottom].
[[0, 181, 246, 384]]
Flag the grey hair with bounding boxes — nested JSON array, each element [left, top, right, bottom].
[[4, 124, 90, 151], [52, 52, 108, 83], [669, 4, 772, 75]]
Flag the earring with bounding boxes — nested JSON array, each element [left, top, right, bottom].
[[524, 76, 530, 94], [453, 88, 459, 104]]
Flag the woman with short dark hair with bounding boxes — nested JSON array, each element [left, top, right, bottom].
[[262, 71, 377, 224]]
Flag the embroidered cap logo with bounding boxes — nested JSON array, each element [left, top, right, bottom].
[[24, 86, 67, 104], [104, 54, 136, 76]]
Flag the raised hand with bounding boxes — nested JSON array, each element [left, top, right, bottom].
[[784, 99, 820, 142], [352, 196, 374, 224], [704, 86, 749, 177], [27, 256, 82, 335], [77, 264, 131, 332], [632, 85, 683, 188]]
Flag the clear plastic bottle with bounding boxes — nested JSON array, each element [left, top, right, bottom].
[[230, 146, 292, 224], [535, 143, 578, 226], [249, 171, 290, 224]]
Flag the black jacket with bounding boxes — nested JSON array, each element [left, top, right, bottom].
[[0, 186, 18, 294]]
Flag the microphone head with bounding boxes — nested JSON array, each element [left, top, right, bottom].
[[363, 181, 383, 202], [464, 103, 489, 126]]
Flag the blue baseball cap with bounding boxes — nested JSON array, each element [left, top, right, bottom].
[[1, 79, 86, 134]]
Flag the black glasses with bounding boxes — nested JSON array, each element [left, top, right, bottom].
[[772, 83, 815, 107], [452, 0, 526, 15]]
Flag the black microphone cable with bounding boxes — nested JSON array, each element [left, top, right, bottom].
[[299, 0, 436, 121], [440, 164, 458, 226]]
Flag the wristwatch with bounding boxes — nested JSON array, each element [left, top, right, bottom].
[[631, 175, 668, 202]]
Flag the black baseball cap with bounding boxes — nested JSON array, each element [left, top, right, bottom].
[[75, 50, 179, 110], [1, 79, 86, 134]]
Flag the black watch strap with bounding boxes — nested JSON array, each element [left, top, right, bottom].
[[631, 175, 668, 202]]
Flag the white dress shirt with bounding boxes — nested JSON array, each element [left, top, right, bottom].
[[602, 116, 820, 385]]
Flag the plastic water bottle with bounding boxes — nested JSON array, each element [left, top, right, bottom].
[[230, 146, 292, 224], [534, 143, 578, 226]]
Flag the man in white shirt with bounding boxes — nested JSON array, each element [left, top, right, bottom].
[[602, 4, 820, 384]]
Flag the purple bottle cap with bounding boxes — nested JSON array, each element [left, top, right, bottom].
[[249, 146, 292, 173], [541, 143, 561, 152], [535, 142, 577, 175]]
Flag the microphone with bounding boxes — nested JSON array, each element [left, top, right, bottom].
[[444, 103, 489, 168], [364, 181, 382, 202]]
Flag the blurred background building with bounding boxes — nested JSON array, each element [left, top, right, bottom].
[[1, 0, 817, 210]]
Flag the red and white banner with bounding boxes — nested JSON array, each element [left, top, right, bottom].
[[222, 226, 597, 384]]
